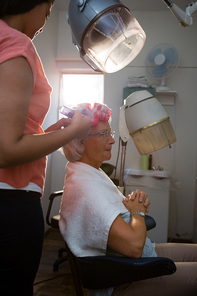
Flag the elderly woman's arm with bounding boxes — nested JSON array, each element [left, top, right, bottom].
[[108, 190, 147, 258]]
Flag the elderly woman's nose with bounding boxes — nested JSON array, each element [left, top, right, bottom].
[[109, 135, 115, 143]]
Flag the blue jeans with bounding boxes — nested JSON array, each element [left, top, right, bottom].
[[0, 189, 45, 296]]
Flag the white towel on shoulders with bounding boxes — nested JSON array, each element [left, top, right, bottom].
[[59, 161, 156, 258], [59, 162, 127, 257]]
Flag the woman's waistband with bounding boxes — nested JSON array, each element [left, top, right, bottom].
[[0, 188, 41, 199], [0, 182, 42, 194]]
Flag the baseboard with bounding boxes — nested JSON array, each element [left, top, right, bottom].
[[168, 238, 193, 243]]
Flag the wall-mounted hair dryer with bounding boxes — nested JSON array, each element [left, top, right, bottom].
[[162, 0, 197, 26]]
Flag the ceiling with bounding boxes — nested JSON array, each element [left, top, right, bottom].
[[55, 0, 190, 12]]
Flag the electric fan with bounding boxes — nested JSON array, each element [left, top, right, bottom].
[[145, 43, 179, 91]]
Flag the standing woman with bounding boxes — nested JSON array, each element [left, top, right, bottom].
[[0, 1, 91, 295]]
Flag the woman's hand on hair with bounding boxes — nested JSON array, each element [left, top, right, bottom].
[[45, 118, 72, 133], [70, 110, 92, 139]]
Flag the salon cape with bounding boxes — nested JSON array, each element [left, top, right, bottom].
[[59, 161, 156, 258]]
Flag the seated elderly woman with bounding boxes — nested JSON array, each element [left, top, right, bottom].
[[59, 103, 197, 296]]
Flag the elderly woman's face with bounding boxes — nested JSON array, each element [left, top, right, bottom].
[[81, 121, 115, 169]]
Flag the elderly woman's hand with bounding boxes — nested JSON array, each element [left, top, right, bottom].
[[124, 189, 150, 213]]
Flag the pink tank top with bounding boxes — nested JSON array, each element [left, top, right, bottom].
[[0, 20, 52, 194]]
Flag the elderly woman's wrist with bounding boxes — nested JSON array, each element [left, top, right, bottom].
[[131, 211, 146, 218]]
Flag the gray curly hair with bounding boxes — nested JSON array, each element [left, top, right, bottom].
[[61, 138, 85, 162], [61, 102, 112, 162]]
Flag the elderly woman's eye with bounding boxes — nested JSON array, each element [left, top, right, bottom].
[[102, 131, 110, 138]]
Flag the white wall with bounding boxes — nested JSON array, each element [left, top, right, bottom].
[[34, 7, 197, 240]]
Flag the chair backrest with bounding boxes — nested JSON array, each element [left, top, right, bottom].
[[46, 190, 63, 229]]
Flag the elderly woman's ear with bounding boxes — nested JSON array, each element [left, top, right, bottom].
[[81, 135, 89, 145]]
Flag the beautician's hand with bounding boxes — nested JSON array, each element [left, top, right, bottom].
[[44, 118, 72, 133], [123, 190, 147, 215], [71, 110, 91, 139], [125, 189, 150, 213]]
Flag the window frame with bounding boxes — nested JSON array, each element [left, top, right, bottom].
[[56, 59, 104, 113]]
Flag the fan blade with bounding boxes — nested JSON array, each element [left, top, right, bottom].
[[148, 48, 161, 63], [164, 48, 178, 64], [152, 64, 166, 77]]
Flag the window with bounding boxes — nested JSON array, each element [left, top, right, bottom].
[[59, 74, 104, 111]]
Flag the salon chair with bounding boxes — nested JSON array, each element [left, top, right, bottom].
[[46, 190, 68, 271], [66, 244, 176, 296], [46, 190, 176, 295]]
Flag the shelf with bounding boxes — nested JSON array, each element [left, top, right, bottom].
[[156, 90, 177, 106], [124, 168, 171, 179]]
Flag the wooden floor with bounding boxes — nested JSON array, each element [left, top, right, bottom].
[[33, 229, 88, 296]]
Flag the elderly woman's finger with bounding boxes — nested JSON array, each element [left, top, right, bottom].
[[139, 191, 147, 202], [128, 191, 137, 200], [144, 197, 151, 208]]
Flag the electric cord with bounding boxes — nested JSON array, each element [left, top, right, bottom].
[[33, 273, 67, 285], [113, 136, 121, 180]]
